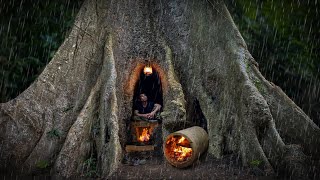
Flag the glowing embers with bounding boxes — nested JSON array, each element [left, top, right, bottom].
[[137, 127, 152, 142], [164, 126, 208, 168], [165, 135, 193, 162]]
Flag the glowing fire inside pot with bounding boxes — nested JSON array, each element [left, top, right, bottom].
[[164, 126, 209, 168], [165, 135, 193, 162]]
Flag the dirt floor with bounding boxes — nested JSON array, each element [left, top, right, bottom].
[[110, 152, 275, 180], [0, 153, 276, 179]]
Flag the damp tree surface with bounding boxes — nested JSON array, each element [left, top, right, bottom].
[[0, 0, 319, 178]]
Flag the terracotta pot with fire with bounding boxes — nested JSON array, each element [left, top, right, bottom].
[[164, 126, 209, 168]]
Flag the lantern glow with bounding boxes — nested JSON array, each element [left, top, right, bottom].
[[143, 65, 152, 75]]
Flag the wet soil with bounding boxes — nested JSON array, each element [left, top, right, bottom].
[[0, 153, 276, 179], [110, 153, 276, 180]]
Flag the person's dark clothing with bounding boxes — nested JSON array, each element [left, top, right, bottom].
[[135, 101, 154, 114]]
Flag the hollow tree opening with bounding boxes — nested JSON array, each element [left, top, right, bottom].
[[124, 63, 164, 155], [133, 66, 163, 107]]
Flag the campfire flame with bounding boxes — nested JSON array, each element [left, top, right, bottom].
[[138, 128, 151, 142], [166, 136, 192, 162]]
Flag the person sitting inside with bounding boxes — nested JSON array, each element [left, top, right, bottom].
[[133, 93, 162, 122]]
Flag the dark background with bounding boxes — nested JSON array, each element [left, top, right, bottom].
[[133, 69, 163, 106]]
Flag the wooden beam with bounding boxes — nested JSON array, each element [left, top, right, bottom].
[[125, 145, 154, 152]]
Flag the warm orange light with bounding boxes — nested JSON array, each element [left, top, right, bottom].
[[178, 136, 186, 144], [138, 128, 151, 142], [143, 66, 152, 75], [166, 136, 193, 162], [173, 145, 193, 161]]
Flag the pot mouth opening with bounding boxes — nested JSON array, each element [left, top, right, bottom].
[[164, 135, 193, 162]]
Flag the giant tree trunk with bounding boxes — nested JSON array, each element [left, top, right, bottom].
[[1, 0, 319, 178]]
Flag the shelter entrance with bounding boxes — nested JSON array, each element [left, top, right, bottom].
[[133, 66, 163, 107], [124, 66, 163, 163]]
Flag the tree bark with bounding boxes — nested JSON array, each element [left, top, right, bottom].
[[0, 0, 319, 178]]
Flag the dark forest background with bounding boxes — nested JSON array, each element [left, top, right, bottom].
[[0, 0, 319, 126]]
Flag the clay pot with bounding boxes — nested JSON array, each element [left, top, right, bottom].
[[163, 126, 209, 168]]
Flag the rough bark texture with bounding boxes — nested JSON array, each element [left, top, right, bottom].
[[0, 0, 319, 178]]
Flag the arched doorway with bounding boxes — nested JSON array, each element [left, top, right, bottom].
[[123, 66, 163, 160], [132, 67, 163, 108]]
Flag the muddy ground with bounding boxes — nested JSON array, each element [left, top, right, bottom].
[[110, 153, 276, 180], [0, 153, 277, 179]]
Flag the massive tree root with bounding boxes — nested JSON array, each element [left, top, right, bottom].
[[0, 0, 319, 178]]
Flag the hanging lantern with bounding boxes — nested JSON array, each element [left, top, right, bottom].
[[143, 63, 152, 76]]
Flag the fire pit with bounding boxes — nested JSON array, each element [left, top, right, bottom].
[[125, 120, 159, 152], [164, 126, 208, 168]]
